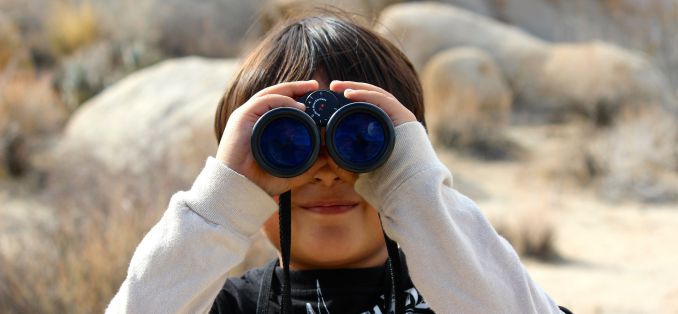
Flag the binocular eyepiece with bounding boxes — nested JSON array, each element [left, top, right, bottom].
[[251, 90, 395, 178]]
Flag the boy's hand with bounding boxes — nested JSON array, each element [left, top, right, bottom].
[[215, 80, 327, 196], [329, 80, 417, 126]]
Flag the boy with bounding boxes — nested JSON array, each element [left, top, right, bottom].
[[107, 14, 566, 314]]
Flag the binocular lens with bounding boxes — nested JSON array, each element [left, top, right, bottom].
[[333, 112, 387, 165], [259, 117, 314, 169], [251, 90, 395, 177]]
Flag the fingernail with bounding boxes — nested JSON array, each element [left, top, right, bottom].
[[345, 88, 353, 93]]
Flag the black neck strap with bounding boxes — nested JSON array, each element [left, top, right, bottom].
[[278, 190, 292, 313], [385, 232, 405, 313], [255, 260, 277, 314]]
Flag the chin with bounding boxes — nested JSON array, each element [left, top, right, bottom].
[[291, 251, 370, 270], [262, 201, 387, 269], [290, 236, 388, 270]]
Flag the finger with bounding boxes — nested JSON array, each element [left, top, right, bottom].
[[343, 89, 416, 125], [330, 80, 396, 99], [342, 89, 399, 117], [241, 94, 306, 117], [254, 80, 319, 98]]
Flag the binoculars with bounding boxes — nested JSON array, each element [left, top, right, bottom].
[[251, 90, 395, 178]]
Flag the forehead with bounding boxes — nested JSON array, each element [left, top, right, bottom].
[[311, 70, 330, 89]]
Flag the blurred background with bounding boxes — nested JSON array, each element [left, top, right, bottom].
[[0, 0, 676, 313]]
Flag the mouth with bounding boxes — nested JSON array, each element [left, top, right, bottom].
[[298, 201, 359, 214]]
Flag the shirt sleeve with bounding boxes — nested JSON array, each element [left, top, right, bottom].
[[106, 157, 277, 314], [354, 121, 562, 313]]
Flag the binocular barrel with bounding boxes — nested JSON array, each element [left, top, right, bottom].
[[251, 90, 395, 178]]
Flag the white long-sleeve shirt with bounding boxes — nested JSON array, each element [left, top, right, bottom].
[[106, 121, 562, 313]]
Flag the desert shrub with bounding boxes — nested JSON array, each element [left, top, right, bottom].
[[0, 72, 66, 136], [485, 202, 561, 262], [0, 199, 153, 313], [0, 13, 23, 70], [131, 0, 262, 58], [0, 71, 68, 178], [0, 152, 181, 313], [588, 105, 678, 203], [46, 1, 100, 58], [53, 41, 164, 110]]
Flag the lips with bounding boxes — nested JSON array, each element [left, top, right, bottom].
[[298, 200, 359, 214]]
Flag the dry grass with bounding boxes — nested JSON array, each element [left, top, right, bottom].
[[0, 71, 66, 134], [0, 70, 68, 178], [0, 202, 153, 313], [0, 13, 22, 70], [487, 202, 561, 262], [47, 1, 100, 57], [0, 152, 182, 313]]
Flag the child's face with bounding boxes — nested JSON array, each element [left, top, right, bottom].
[[261, 159, 387, 269], [260, 76, 388, 270]]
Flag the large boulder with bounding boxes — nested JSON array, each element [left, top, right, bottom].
[[541, 42, 673, 126], [261, 0, 399, 29], [49, 57, 277, 281], [376, 2, 549, 74], [377, 2, 674, 122], [439, 0, 678, 91], [56, 57, 235, 180], [435, 0, 494, 16], [96, 0, 266, 58], [376, 2, 551, 119], [421, 47, 514, 159]]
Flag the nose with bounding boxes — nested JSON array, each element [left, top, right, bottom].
[[312, 147, 341, 187]]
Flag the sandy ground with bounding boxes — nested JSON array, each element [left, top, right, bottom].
[[436, 123, 678, 314]]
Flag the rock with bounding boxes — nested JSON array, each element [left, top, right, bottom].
[[50, 56, 277, 278], [95, 0, 266, 58], [261, 0, 398, 30], [541, 42, 673, 126], [376, 2, 554, 119], [421, 47, 515, 159], [380, 1, 678, 202], [435, 0, 494, 17], [376, 2, 549, 73], [446, 0, 678, 91], [56, 57, 237, 180], [377, 2, 674, 122]]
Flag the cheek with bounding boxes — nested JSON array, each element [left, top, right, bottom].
[[261, 214, 280, 250]]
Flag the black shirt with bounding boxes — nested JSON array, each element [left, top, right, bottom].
[[210, 259, 435, 314]]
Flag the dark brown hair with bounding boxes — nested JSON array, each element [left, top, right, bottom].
[[214, 13, 426, 143]]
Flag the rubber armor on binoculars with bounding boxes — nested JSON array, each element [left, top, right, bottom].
[[251, 90, 395, 178]]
